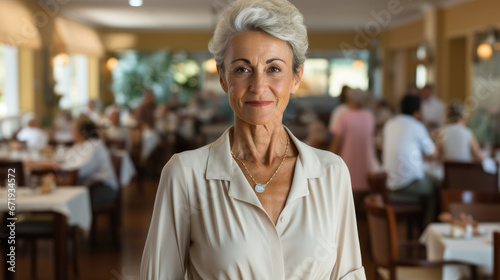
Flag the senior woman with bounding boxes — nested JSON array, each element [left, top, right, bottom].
[[141, 1, 365, 279]]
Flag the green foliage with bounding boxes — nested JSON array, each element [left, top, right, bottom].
[[467, 107, 498, 145], [111, 50, 201, 107]]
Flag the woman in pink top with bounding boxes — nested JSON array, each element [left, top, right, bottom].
[[330, 88, 376, 192]]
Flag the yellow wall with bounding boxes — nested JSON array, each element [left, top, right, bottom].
[[88, 56, 100, 100], [99, 30, 360, 52], [380, 19, 424, 106], [437, 0, 500, 104], [308, 31, 359, 50], [18, 48, 35, 113], [443, 0, 500, 38], [100, 30, 213, 52], [380, 19, 424, 50]]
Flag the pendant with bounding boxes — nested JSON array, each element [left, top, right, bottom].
[[254, 184, 266, 193]]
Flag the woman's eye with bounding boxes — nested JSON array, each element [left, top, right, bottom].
[[269, 66, 281, 73], [235, 67, 249, 73]]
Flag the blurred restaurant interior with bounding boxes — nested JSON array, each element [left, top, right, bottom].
[[1, 0, 500, 279]]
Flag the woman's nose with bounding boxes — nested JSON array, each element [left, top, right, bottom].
[[249, 72, 268, 95]]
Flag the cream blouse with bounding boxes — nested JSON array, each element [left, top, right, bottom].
[[141, 127, 366, 280]]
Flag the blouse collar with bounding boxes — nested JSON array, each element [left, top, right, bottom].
[[205, 126, 324, 207]]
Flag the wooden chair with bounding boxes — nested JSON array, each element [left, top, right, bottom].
[[90, 151, 123, 248], [491, 144, 500, 159], [365, 194, 478, 280], [0, 159, 25, 186], [440, 190, 500, 222], [128, 126, 144, 191], [443, 161, 499, 191], [48, 138, 74, 147], [367, 172, 424, 240], [494, 232, 500, 280], [16, 167, 80, 278], [104, 137, 126, 152]]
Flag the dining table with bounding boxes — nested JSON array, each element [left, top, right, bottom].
[[0, 145, 137, 188], [419, 222, 500, 280], [0, 186, 92, 280]]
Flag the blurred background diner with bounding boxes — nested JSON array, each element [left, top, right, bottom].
[[0, 0, 500, 279]]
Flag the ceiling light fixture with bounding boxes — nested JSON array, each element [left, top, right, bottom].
[[129, 0, 143, 7]]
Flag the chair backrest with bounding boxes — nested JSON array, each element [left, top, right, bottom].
[[443, 161, 498, 191], [491, 144, 500, 159], [0, 160, 25, 186], [494, 231, 500, 280], [365, 194, 399, 268], [110, 152, 122, 187], [104, 138, 126, 152], [128, 127, 142, 164], [48, 138, 74, 147], [441, 190, 500, 222], [109, 152, 123, 209], [367, 172, 390, 203], [30, 168, 79, 186]]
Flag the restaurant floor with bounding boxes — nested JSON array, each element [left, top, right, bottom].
[[14, 177, 379, 280]]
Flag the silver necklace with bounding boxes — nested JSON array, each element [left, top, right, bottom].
[[230, 135, 290, 193]]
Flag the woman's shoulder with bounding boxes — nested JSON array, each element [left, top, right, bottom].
[[297, 139, 345, 169], [167, 144, 212, 171]]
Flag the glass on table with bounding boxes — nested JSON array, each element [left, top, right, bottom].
[[28, 176, 41, 194]]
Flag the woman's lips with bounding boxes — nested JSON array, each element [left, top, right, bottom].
[[245, 101, 273, 107]]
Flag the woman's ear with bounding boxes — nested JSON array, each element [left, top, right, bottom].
[[217, 66, 228, 94], [291, 64, 304, 94]]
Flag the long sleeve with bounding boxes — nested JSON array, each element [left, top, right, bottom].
[[141, 154, 191, 280], [332, 160, 366, 280]]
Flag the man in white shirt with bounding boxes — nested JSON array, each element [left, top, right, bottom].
[[16, 113, 48, 150], [420, 85, 444, 130], [383, 94, 437, 224]]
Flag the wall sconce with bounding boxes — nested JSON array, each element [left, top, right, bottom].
[[476, 28, 499, 61], [477, 42, 493, 61], [415, 41, 433, 64], [106, 57, 118, 71], [204, 58, 217, 74]]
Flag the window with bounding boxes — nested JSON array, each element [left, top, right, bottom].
[[416, 64, 427, 89], [329, 58, 369, 97], [296, 59, 329, 97], [0, 44, 19, 117], [53, 53, 89, 109]]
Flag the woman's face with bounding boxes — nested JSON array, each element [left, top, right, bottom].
[[218, 31, 303, 126]]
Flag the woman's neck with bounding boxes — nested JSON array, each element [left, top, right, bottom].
[[231, 118, 288, 165]]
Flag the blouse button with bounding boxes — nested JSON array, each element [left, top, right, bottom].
[[280, 217, 288, 223]]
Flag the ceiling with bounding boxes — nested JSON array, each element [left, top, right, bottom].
[[56, 0, 470, 31]]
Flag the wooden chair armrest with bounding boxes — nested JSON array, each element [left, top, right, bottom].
[[396, 259, 477, 280], [398, 240, 424, 248], [87, 182, 102, 189]]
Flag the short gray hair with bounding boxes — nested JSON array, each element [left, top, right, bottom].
[[208, 0, 308, 75]]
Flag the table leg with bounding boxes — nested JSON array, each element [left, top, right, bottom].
[[53, 213, 68, 280]]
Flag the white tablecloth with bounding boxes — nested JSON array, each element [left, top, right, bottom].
[[114, 149, 136, 187], [0, 187, 92, 233], [0, 148, 136, 188], [420, 223, 500, 280]]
